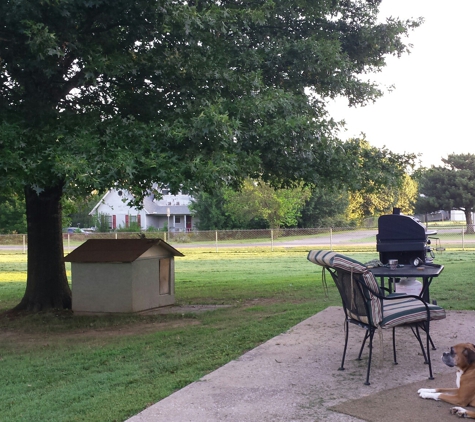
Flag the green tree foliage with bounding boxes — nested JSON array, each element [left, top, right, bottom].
[[190, 190, 237, 231], [418, 154, 475, 231], [224, 179, 311, 229], [62, 192, 103, 229], [0, 193, 27, 234], [192, 180, 310, 229], [347, 173, 418, 223], [0, 1, 418, 310], [298, 188, 350, 228]]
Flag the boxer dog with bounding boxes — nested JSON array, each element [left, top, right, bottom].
[[418, 343, 475, 418]]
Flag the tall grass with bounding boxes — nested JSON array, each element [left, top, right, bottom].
[[0, 249, 474, 421]]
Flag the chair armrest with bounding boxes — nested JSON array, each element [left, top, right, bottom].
[[381, 293, 435, 325]]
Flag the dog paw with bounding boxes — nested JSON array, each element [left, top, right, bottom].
[[418, 388, 436, 394], [450, 407, 467, 418], [418, 388, 436, 399]]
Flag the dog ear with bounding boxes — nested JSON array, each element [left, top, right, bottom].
[[465, 347, 475, 365]]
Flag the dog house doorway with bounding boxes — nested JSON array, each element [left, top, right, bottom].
[[159, 258, 171, 295]]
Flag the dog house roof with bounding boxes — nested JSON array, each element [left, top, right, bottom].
[[64, 238, 184, 263]]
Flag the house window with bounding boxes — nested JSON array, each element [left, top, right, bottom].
[[126, 215, 140, 228], [175, 217, 181, 223], [102, 214, 114, 230]]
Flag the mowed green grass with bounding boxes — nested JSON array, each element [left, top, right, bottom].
[[0, 248, 474, 421]]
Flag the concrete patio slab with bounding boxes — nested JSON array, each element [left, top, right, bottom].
[[126, 306, 475, 422]]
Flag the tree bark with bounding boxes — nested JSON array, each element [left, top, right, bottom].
[[465, 208, 474, 234], [14, 183, 71, 311]]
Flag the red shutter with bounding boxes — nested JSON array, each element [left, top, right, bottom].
[[112, 215, 116, 229], [125, 215, 129, 228], [137, 214, 141, 227]]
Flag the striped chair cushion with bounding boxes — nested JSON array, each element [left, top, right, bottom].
[[381, 297, 446, 328], [333, 256, 368, 274], [307, 251, 384, 326], [307, 250, 338, 267], [331, 255, 383, 327], [307, 250, 365, 271]]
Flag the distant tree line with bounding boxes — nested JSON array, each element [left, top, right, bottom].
[[190, 173, 418, 230], [0, 192, 101, 234], [3, 153, 475, 234], [0, 193, 26, 234], [191, 153, 475, 230], [415, 153, 475, 232]]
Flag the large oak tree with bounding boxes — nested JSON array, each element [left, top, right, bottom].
[[1, 0, 418, 311]]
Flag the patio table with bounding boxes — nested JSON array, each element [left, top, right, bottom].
[[369, 264, 444, 304]]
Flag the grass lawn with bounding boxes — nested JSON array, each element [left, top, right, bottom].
[[0, 248, 475, 421]]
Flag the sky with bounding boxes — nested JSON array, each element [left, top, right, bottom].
[[327, 0, 475, 168]]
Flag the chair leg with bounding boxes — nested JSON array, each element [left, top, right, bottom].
[[429, 333, 436, 350], [357, 330, 370, 360], [412, 325, 428, 364], [412, 323, 434, 380], [392, 327, 398, 365], [425, 321, 434, 380], [339, 319, 349, 371], [364, 328, 375, 386]]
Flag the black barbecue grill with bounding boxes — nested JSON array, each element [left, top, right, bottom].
[[376, 209, 437, 266]]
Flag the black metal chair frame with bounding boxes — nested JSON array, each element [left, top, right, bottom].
[[324, 264, 436, 385]]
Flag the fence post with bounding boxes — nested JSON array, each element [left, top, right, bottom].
[[215, 230, 218, 253], [462, 226, 465, 250], [23, 234, 27, 254], [271, 229, 274, 252], [330, 227, 333, 250], [67, 234, 70, 251]]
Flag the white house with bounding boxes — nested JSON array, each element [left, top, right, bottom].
[[450, 210, 474, 222], [90, 188, 197, 232]]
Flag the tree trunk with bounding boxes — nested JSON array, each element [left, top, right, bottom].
[[465, 208, 474, 234], [14, 183, 71, 311]]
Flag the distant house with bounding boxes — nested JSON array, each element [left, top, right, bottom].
[[415, 210, 474, 223], [90, 188, 197, 232]]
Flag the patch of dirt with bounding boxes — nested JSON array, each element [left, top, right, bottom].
[[138, 304, 232, 315], [0, 304, 231, 347]]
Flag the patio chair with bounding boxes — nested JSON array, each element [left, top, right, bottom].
[[307, 250, 446, 385]]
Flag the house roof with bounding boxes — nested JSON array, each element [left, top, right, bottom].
[[142, 196, 191, 215], [89, 189, 193, 216], [89, 190, 112, 215], [64, 239, 184, 263]]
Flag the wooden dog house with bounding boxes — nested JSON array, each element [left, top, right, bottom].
[[65, 238, 184, 314]]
